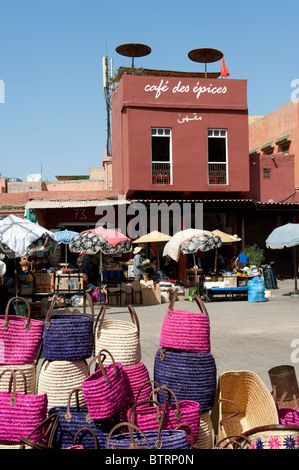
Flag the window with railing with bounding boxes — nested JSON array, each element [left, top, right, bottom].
[[208, 129, 228, 185], [151, 128, 172, 185]]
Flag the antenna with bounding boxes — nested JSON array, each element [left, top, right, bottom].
[[102, 55, 112, 156]]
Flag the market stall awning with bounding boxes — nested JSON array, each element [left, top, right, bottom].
[[25, 199, 131, 209]]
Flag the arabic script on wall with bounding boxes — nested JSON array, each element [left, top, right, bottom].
[[144, 79, 227, 100]]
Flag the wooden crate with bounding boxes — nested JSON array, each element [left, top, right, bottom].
[[35, 272, 55, 293], [55, 273, 84, 293]]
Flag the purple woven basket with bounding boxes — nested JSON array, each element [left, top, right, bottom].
[[0, 297, 44, 365], [160, 291, 210, 353], [43, 293, 94, 361], [106, 414, 193, 450], [0, 369, 47, 443], [82, 349, 126, 420], [154, 347, 217, 412]]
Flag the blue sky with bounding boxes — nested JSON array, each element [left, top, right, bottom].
[[0, 0, 297, 182]]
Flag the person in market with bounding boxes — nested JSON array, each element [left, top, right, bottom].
[[133, 246, 146, 281], [234, 252, 249, 270], [148, 256, 158, 281], [78, 251, 95, 292]]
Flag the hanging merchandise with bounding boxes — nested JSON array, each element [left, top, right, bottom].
[[0, 297, 44, 365], [160, 290, 210, 353], [82, 350, 126, 420], [0, 369, 48, 444], [43, 293, 94, 361], [94, 305, 141, 366]]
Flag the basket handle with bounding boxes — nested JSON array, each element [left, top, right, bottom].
[[3, 296, 31, 331], [72, 427, 99, 449], [19, 412, 60, 449], [64, 387, 92, 425], [151, 384, 182, 421], [219, 398, 240, 426], [46, 292, 94, 329], [0, 369, 28, 404], [95, 304, 140, 339], [106, 422, 151, 449], [167, 289, 209, 321], [94, 305, 107, 339], [214, 434, 253, 449], [174, 423, 194, 449], [95, 349, 118, 386], [134, 380, 164, 404], [128, 399, 165, 449]]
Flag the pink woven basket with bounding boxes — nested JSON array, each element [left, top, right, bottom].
[[127, 383, 201, 446], [0, 369, 48, 443], [0, 297, 44, 365], [277, 393, 299, 425], [82, 349, 126, 420], [122, 362, 152, 409], [160, 290, 210, 353]]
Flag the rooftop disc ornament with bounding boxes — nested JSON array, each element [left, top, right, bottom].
[[115, 43, 151, 71], [188, 48, 223, 78]]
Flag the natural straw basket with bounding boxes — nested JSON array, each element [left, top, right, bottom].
[[37, 359, 88, 411], [217, 370, 279, 443], [0, 363, 36, 395], [160, 291, 210, 353], [94, 305, 141, 366], [194, 411, 214, 449]]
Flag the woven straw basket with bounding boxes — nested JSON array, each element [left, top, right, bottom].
[[94, 305, 141, 366], [37, 359, 88, 411], [0, 363, 36, 395], [154, 348, 217, 413], [217, 370, 279, 443], [160, 291, 211, 353], [0, 296, 44, 365], [194, 411, 214, 449]]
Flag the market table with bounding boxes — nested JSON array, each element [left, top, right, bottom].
[[204, 286, 248, 302]]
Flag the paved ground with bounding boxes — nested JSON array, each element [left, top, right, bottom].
[[90, 278, 299, 392]]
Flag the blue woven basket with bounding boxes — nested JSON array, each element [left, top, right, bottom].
[[48, 388, 120, 449], [106, 421, 191, 450], [43, 294, 94, 361], [154, 348, 217, 412]]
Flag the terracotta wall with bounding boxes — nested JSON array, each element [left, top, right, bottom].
[[112, 75, 249, 197], [247, 153, 296, 202], [249, 101, 299, 185]]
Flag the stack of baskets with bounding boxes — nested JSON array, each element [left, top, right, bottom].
[[154, 290, 217, 448], [0, 297, 46, 447], [37, 294, 95, 412], [94, 304, 152, 418]]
